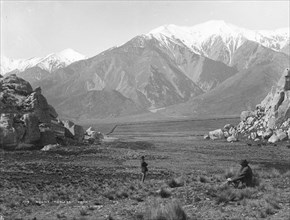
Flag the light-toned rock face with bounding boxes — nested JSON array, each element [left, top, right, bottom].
[[206, 68, 290, 144], [236, 69, 290, 142]]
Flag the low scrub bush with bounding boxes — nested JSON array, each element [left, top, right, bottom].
[[144, 200, 187, 220]]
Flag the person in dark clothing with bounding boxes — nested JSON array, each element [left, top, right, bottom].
[[227, 159, 253, 188], [140, 156, 148, 183]]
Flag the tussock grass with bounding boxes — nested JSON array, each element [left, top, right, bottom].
[[198, 175, 210, 183], [206, 184, 259, 204], [103, 190, 115, 200], [283, 170, 290, 177], [224, 167, 236, 179], [259, 168, 281, 178], [159, 188, 171, 198], [116, 190, 129, 199], [79, 207, 89, 216], [167, 177, 184, 188], [144, 200, 187, 220]]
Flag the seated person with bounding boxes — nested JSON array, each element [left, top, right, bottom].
[[227, 159, 253, 188]]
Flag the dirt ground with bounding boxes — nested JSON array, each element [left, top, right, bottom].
[[1, 118, 290, 220]]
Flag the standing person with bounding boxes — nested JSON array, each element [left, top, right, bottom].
[[227, 159, 253, 188], [141, 156, 148, 183]]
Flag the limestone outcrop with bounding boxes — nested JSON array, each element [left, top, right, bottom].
[[206, 68, 290, 144], [0, 74, 86, 150]]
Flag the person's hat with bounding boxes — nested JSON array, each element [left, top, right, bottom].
[[239, 159, 249, 166]]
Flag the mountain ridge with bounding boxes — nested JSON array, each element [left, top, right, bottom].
[[0, 48, 86, 75], [2, 20, 289, 122]]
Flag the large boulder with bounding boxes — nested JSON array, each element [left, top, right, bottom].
[[62, 120, 84, 142], [0, 113, 18, 148], [276, 130, 287, 141], [0, 75, 64, 150], [86, 127, 96, 136], [39, 130, 57, 146], [240, 111, 253, 122], [38, 123, 57, 146], [209, 129, 224, 140], [227, 135, 238, 142], [14, 122, 25, 142], [50, 120, 66, 138], [223, 124, 234, 131], [22, 113, 40, 144], [0, 74, 33, 96], [85, 127, 104, 144], [23, 89, 58, 123], [268, 134, 279, 143]]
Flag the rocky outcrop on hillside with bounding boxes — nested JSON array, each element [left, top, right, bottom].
[[206, 68, 290, 143], [0, 75, 100, 150]]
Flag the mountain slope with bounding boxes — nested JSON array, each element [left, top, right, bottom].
[[3, 20, 289, 121], [162, 44, 290, 117], [56, 89, 145, 120], [32, 34, 237, 119]]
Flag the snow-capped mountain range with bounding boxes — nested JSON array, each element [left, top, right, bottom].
[[1, 20, 289, 121], [147, 20, 289, 64], [0, 48, 86, 75], [1, 21, 288, 75]]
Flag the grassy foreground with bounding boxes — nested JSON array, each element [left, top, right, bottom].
[[1, 118, 290, 220]]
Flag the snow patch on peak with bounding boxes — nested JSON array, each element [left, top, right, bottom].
[[56, 48, 86, 63], [0, 49, 87, 75], [147, 20, 289, 61]]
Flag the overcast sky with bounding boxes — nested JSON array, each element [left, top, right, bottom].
[[1, 1, 289, 59]]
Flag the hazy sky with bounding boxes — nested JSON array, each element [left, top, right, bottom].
[[1, 1, 289, 59]]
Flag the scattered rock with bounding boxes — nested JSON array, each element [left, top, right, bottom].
[[209, 129, 224, 140], [203, 134, 210, 140], [262, 129, 273, 139], [63, 120, 84, 142], [240, 111, 253, 122], [85, 127, 104, 144], [227, 135, 238, 142], [268, 134, 279, 144], [276, 130, 288, 141], [223, 124, 234, 131], [41, 144, 59, 151]]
